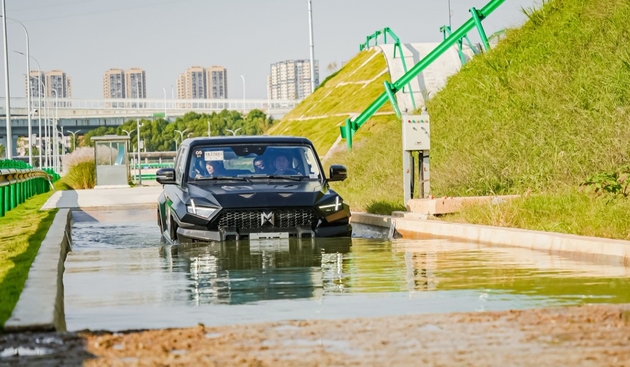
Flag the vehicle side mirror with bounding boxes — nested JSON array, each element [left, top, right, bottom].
[[156, 168, 176, 185], [328, 165, 347, 182]]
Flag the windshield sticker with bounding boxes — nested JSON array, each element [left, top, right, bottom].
[[204, 151, 224, 161], [194, 150, 203, 158], [309, 174, 318, 179]]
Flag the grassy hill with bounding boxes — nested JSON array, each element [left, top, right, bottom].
[[268, 49, 393, 155], [271, 0, 630, 239], [427, 0, 630, 196]]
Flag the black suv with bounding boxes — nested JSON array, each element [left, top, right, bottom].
[[156, 136, 351, 242]]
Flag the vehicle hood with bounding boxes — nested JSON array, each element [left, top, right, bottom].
[[187, 181, 329, 208]]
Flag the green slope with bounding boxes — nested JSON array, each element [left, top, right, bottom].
[[268, 49, 394, 154], [427, 0, 630, 196]]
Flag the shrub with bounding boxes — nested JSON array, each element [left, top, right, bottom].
[[62, 147, 96, 189], [64, 161, 96, 189], [62, 147, 94, 173]]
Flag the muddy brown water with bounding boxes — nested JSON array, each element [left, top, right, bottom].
[[63, 210, 630, 332]]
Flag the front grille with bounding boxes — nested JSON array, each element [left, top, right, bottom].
[[215, 208, 317, 230]]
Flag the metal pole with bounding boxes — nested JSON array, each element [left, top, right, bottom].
[[3, 17, 32, 166], [1, 0, 12, 159], [207, 120, 211, 137], [240, 75, 245, 114], [307, 0, 316, 94], [448, 0, 452, 28], [51, 89, 58, 172], [162, 87, 166, 117], [136, 78, 142, 185], [37, 70, 41, 166]]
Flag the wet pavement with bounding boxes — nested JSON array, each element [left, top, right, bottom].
[[63, 209, 630, 332]]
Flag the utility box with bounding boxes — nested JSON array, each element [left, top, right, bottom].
[[91, 135, 130, 188], [402, 110, 431, 204], [402, 115, 430, 150]]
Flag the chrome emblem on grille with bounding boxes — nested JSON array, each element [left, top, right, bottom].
[[261, 212, 275, 226]]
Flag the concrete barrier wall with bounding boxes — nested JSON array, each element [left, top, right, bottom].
[[4, 209, 72, 332], [352, 212, 630, 265]]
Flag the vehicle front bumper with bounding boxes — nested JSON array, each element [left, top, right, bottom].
[[176, 223, 352, 242]]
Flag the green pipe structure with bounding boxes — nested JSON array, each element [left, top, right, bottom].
[[341, 0, 505, 148], [360, 27, 417, 110], [440, 25, 479, 65]]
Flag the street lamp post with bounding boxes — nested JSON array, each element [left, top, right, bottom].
[[67, 129, 80, 153], [240, 75, 246, 114], [162, 87, 167, 118], [51, 88, 59, 172], [307, 0, 316, 94], [207, 121, 211, 137], [16, 51, 44, 168], [225, 128, 242, 136], [1, 0, 13, 159], [2, 15, 32, 165]]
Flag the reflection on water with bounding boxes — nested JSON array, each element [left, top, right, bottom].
[[64, 210, 630, 331], [166, 239, 352, 305]]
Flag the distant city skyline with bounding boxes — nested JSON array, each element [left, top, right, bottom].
[[268, 59, 319, 100], [2, 0, 540, 100]]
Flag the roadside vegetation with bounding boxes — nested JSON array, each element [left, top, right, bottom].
[[277, 0, 630, 239], [80, 109, 274, 152], [0, 179, 70, 329]]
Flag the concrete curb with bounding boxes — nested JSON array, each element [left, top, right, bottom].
[[4, 209, 72, 332], [351, 212, 630, 264]]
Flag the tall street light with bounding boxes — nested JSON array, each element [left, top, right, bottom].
[[51, 88, 59, 172], [207, 120, 211, 137], [134, 77, 144, 185], [307, 0, 316, 94], [226, 128, 242, 136], [174, 128, 189, 143], [240, 74, 245, 114], [16, 51, 45, 168], [67, 129, 80, 153], [2, 15, 31, 166], [1, 0, 13, 159], [162, 87, 167, 118]]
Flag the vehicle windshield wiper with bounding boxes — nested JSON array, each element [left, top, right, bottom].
[[260, 175, 305, 181], [196, 176, 250, 182]]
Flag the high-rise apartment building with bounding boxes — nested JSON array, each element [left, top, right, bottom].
[[124, 68, 146, 99], [207, 66, 228, 99], [268, 60, 319, 100], [26, 70, 72, 98], [102, 67, 146, 99], [177, 66, 228, 99], [103, 68, 125, 98]]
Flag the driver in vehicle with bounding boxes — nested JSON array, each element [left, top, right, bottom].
[[273, 154, 301, 175]]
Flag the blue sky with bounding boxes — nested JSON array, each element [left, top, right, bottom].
[[1, 0, 540, 99]]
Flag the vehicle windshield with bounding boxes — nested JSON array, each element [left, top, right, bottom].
[[187, 144, 323, 181]]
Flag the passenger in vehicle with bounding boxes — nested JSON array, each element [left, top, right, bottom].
[[196, 160, 224, 178], [253, 157, 270, 174]]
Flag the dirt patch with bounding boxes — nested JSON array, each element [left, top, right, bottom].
[[75, 304, 630, 366]]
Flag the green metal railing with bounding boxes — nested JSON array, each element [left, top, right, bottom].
[[360, 27, 416, 111], [341, 0, 505, 149], [0, 160, 56, 218], [439, 25, 479, 66]]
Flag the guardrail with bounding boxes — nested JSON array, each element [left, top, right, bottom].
[[0, 160, 56, 217], [341, 0, 505, 149]]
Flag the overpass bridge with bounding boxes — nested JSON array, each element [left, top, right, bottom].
[[0, 97, 300, 154]]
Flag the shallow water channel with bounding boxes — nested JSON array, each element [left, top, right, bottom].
[[64, 210, 630, 332]]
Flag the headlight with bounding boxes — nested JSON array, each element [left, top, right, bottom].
[[318, 196, 344, 214], [186, 199, 218, 218]]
